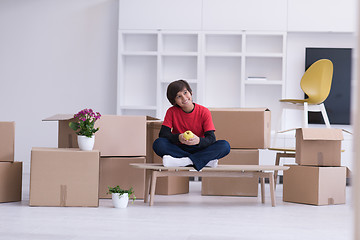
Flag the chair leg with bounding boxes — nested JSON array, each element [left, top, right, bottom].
[[303, 102, 309, 128], [320, 103, 331, 128], [274, 152, 281, 188]]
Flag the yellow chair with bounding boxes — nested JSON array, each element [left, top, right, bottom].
[[273, 59, 333, 147]]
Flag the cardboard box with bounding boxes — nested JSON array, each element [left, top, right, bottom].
[[210, 108, 271, 149], [146, 120, 163, 164], [283, 165, 346, 205], [154, 175, 189, 195], [0, 122, 15, 162], [202, 149, 259, 196], [30, 148, 100, 207], [43, 114, 154, 156], [99, 157, 146, 199], [146, 120, 189, 195], [0, 162, 22, 203], [296, 128, 343, 166]]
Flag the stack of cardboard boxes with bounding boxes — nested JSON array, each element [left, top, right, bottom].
[[29, 114, 151, 207], [146, 120, 190, 195], [202, 108, 271, 197], [283, 128, 346, 205], [0, 122, 22, 203]]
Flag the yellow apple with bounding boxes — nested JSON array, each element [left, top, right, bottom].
[[183, 130, 194, 140]]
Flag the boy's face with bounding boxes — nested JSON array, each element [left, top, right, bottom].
[[175, 88, 193, 109]]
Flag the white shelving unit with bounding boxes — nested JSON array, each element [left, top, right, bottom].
[[117, 30, 286, 123], [242, 32, 287, 128]]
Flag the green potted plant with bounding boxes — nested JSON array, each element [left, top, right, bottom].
[[107, 186, 136, 208], [69, 108, 101, 151]]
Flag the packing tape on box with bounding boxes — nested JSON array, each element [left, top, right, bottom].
[[317, 152, 324, 165], [60, 185, 67, 207]]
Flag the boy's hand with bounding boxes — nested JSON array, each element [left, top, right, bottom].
[[179, 133, 200, 145]]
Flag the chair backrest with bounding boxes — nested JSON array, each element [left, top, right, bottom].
[[300, 59, 334, 104]]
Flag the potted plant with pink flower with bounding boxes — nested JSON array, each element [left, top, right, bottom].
[[69, 108, 101, 151]]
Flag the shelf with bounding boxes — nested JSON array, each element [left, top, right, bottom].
[[162, 56, 198, 80], [204, 53, 242, 57], [245, 56, 283, 80], [205, 57, 242, 108], [205, 34, 242, 52], [122, 33, 157, 52], [245, 34, 284, 54], [122, 51, 157, 56], [121, 55, 157, 107], [161, 52, 198, 56], [162, 34, 198, 52], [120, 105, 157, 110], [244, 80, 283, 85], [161, 79, 198, 84], [244, 84, 283, 129], [244, 53, 283, 57]]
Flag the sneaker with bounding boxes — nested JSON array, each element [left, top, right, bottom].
[[205, 159, 218, 168], [162, 155, 193, 167]]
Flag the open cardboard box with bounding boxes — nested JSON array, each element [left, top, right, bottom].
[[202, 149, 259, 196], [0, 122, 15, 162], [146, 120, 163, 164], [43, 114, 157, 157], [210, 108, 271, 149], [296, 128, 343, 166]]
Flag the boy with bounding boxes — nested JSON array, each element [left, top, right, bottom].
[[152, 79, 230, 171]]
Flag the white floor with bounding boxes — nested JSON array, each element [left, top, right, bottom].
[[0, 175, 353, 240]]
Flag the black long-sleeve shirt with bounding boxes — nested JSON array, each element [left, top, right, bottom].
[[158, 125, 216, 149]]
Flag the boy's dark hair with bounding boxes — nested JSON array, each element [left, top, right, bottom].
[[166, 79, 192, 105]]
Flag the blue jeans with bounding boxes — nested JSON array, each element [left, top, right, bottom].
[[152, 138, 230, 171]]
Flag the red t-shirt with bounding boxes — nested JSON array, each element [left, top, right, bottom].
[[162, 103, 215, 138]]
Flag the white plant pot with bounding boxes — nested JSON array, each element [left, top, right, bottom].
[[77, 135, 95, 151], [112, 193, 129, 208]]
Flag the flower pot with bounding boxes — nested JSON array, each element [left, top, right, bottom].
[[111, 193, 129, 208], [77, 135, 95, 151]]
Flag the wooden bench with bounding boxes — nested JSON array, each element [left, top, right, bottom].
[[130, 163, 290, 207]]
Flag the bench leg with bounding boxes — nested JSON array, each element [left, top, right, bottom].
[[260, 177, 265, 204], [149, 171, 158, 206], [274, 152, 295, 189], [268, 172, 276, 207], [144, 169, 152, 203], [274, 153, 281, 189]]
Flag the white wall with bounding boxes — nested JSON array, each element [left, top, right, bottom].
[[0, 0, 119, 173]]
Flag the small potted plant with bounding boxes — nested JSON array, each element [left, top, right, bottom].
[[107, 185, 136, 208], [69, 108, 101, 151]]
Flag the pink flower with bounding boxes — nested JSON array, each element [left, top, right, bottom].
[[69, 108, 102, 137]]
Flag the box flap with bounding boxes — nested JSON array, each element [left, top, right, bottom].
[[146, 116, 159, 120], [209, 107, 270, 112], [0, 122, 15, 162], [32, 147, 99, 154], [42, 114, 74, 121], [43, 114, 158, 121], [300, 128, 344, 141]]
